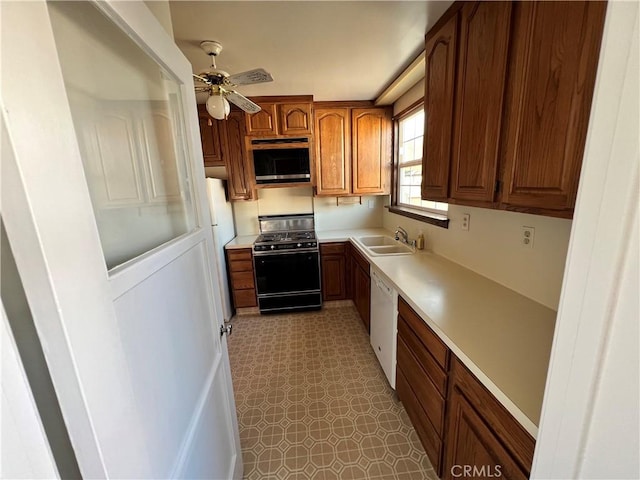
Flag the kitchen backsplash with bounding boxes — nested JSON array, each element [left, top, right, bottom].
[[382, 205, 572, 310], [231, 187, 386, 235]]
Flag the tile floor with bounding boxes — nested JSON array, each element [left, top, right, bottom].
[[227, 303, 437, 480]]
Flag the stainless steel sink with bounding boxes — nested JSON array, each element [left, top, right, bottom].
[[355, 236, 415, 256]]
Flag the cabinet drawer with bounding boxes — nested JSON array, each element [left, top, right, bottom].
[[227, 249, 252, 262], [398, 316, 448, 396], [231, 271, 255, 290], [397, 337, 446, 436], [229, 260, 253, 273], [233, 289, 257, 308], [398, 297, 449, 370], [320, 242, 346, 255], [397, 367, 443, 476]]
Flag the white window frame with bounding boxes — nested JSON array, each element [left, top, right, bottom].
[[394, 104, 448, 217]]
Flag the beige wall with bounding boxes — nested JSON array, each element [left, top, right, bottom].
[[145, 1, 174, 38], [232, 188, 386, 235]]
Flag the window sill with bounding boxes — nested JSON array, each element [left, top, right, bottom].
[[386, 205, 450, 229]]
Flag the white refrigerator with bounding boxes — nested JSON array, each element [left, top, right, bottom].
[[206, 178, 236, 322]]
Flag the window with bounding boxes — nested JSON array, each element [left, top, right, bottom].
[[395, 106, 448, 217], [49, 1, 198, 269]]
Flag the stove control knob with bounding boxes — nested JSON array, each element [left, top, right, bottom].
[[270, 245, 275, 250], [297, 243, 302, 248]]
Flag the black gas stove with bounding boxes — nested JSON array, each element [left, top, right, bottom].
[[253, 230, 318, 252], [252, 214, 322, 313]]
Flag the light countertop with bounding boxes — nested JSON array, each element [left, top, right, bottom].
[[226, 228, 556, 437], [224, 234, 258, 249]]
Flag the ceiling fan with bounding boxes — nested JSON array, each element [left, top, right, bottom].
[[194, 40, 273, 120]]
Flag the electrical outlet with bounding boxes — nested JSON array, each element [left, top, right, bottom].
[[367, 200, 375, 209], [522, 226, 535, 248], [461, 213, 470, 231]]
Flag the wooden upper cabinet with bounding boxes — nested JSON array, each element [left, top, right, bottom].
[[314, 103, 390, 197], [500, 1, 606, 212], [222, 110, 254, 200], [245, 97, 313, 137], [315, 107, 351, 195], [422, 12, 458, 202], [278, 103, 313, 136], [198, 105, 224, 167], [245, 102, 278, 136], [351, 108, 392, 195], [450, 2, 512, 203]]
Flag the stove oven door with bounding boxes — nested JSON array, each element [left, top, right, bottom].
[[254, 251, 321, 296]]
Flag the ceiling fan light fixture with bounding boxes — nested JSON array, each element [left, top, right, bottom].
[[206, 93, 230, 120]]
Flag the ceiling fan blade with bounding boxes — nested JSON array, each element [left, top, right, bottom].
[[195, 86, 210, 93], [193, 73, 211, 84], [226, 91, 262, 114], [226, 68, 273, 86]]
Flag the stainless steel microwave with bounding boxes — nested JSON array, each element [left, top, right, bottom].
[[250, 137, 311, 185]]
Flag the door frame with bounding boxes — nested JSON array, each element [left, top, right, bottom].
[[531, 2, 639, 477], [1, 1, 239, 477]]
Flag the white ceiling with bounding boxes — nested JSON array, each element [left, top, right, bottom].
[[169, 1, 452, 103]]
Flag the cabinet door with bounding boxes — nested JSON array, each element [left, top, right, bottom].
[[444, 388, 527, 480], [422, 13, 458, 201], [351, 107, 391, 195], [279, 103, 313, 136], [314, 107, 351, 195], [354, 264, 370, 332], [198, 106, 224, 167], [345, 242, 354, 300], [450, 2, 512, 203], [500, 1, 606, 212], [245, 102, 278, 136], [222, 111, 253, 200], [321, 254, 347, 301]]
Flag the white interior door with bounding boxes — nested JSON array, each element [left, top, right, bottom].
[[0, 1, 241, 478]]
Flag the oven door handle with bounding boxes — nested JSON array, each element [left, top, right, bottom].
[[253, 249, 319, 256]]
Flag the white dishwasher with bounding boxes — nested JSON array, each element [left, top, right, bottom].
[[370, 267, 398, 389]]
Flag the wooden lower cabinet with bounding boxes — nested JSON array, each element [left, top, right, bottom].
[[350, 246, 370, 332], [396, 296, 535, 479], [444, 357, 535, 480], [226, 248, 257, 308], [320, 243, 347, 301], [321, 241, 369, 331], [445, 390, 526, 480], [397, 297, 450, 476]]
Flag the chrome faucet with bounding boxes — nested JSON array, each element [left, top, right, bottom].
[[395, 226, 409, 244]]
